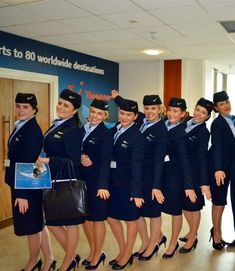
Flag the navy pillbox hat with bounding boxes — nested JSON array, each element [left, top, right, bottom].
[[90, 99, 109, 111], [143, 95, 162, 105], [59, 89, 81, 109], [197, 98, 214, 114], [15, 93, 37, 107], [168, 97, 187, 110], [213, 91, 229, 104], [119, 98, 138, 114]]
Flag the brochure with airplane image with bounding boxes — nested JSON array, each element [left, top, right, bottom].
[[15, 163, 51, 189]]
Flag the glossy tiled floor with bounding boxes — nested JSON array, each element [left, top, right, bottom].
[[0, 202, 234, 271]]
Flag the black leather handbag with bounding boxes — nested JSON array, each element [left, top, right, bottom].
[[43, 159, 88, 221]]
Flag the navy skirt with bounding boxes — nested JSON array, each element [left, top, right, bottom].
[[108, 187, 140, 221], [161, 163, 184, 216], [11, 189, 44, 236], [140, 184, 161, 218], [182, 187, 205, 211], [85, 179, 108, 221]]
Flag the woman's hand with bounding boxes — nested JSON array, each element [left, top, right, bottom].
[[185, 189, 197, 203], [97, 189, 110, 200], [215, 171, 226, 186], [36, 157, 49, 167], [130, 197, 144, 208], [152, 189, 165, 204], [81, 154, 93, 167], [14, 198, 28, 214], [201, 185, 211, 200], [111, 89, 119, 99]]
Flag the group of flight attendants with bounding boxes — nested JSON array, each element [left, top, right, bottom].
[[4, 88, 235, 271]]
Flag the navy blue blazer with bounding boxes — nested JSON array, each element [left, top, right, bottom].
[[44, 118, 82, 180], [5, 117, 43, 198], [142, 119, 168, 189], [210, 114, 235, 173], [81, 122, 113, 189], [184, 121, 210, 186], [110, 123, 145, 198], [157, 123, 193, 190]]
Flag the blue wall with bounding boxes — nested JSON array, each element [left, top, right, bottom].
[[0, 30, 119, 124]]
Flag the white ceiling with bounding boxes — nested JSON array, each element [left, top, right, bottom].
[[1, 0, 235, 73]]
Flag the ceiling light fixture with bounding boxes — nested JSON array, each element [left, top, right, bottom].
[[142, 49, 161, 56]]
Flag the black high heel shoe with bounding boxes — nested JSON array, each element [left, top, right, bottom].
[[74, 254, 81, 267], [138, 244, 159, 261], [112, 255, 134, 270], [57, 259, 77, 271], [21, 259, 43, 271], [47, 260, 56, 271], [179, 236, 188, 242], [162, 242, 179, 259], [133, 249, 146, 257], [159, 235, 167, 248], [85, 253, 106, 270], [179, 238, 198, 253], [109, 259, 118, 266], [209, 227, 226, 250], [82, 259, 91, 266]]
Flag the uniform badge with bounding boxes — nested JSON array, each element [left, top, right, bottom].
[[15, 137, 19, 141], [54, 134, 61, 138], [121, 140, 128, 148]]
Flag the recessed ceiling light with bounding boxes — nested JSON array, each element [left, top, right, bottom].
[[142, 49, 161, 56]]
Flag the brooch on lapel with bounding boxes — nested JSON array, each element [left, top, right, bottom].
[[146, 133, 155, 141], [88, 139, 96, 144], [15, 137, 20, 142], [188, 135, 196, 141], [54, 134, 61, 139], [121, 140, 129, 148], [57, 131, 63, 135]]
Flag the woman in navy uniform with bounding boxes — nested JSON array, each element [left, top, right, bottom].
[[179, 98, 213, 253], [107, 99, 145, 270], [5, 93, 55, 271], [154, 98, 197, 258], [36, 89, 83, 271], [134, 95, 168, 261], [209, 90, 235, 249], [80, 99, 112, 270]]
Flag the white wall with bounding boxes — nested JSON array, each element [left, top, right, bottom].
[[119, 61, 164, 111], [119, 59, 214, 115]]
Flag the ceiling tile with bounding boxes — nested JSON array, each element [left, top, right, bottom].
[[188, 34, 232, 44], [155, 36, 195, 46], [172, 22, 226, 35], [149, 6, 210, 24], [66, 0, 141, 15], [88, 29, 140, 42], [2, 0, 41, 4], [58, 16, 119, 32], [200, 43, 235, 51], [0, 6, 47, 26], [128, 25, 183, 40], [103, 10, 163, 28], [18, 0, 91, 20], [3, 21, 78, 37], [38, 32, 97, 45], [203, 2, 235, 21], [132, 0, 196, 9]]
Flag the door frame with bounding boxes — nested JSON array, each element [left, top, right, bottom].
[[0, 67, 58, 121]]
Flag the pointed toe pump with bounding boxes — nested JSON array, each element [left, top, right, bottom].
[[112, 255, 134, 270], [179, 238, 198, 253], [162, 242, 179, 259], [209, 227, 226, 250], [85, 253, 106, 270], [21, 259, 43, 271]]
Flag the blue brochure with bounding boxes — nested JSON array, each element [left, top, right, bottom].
[[15, 163, 51, 189]]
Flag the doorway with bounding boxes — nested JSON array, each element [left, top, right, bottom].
[[0, 78, 50, 227]]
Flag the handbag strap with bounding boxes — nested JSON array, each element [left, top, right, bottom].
[[67, 159, 77, 183]]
